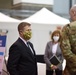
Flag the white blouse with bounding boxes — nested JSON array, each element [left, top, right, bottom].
[[52, 43, 58, 55]]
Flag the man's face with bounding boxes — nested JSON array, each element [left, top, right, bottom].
[[23, 25, 31, 32], [70, 9, 76, 21], [22, 25, 32, 40]]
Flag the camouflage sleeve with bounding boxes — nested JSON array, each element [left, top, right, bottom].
[[60, 24, 76, 63]]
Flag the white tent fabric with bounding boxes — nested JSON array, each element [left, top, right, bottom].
[[22, 8, 70, 25], [0, 12, 20, 22]]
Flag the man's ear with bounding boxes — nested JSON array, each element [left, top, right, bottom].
[[19, 30, 23, 34]]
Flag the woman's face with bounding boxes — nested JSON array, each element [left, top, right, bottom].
[[53, 33, 60, 42]]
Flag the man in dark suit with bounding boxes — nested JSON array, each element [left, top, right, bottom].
[[7, 22, 38, 75]]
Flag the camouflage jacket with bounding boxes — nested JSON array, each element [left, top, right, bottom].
[[61, 21, 76, 75]]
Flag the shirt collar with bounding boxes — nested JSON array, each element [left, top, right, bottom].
[[19, 37, 28, 45]]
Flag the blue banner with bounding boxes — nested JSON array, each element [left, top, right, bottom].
[[0, 35, 7, 75], [0, 36, 6, 47], [0, 52, 4, 56]]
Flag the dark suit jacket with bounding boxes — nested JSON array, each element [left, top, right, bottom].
[[7, 38, 38, 75]]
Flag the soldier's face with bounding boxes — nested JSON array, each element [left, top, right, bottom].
[[70, 9, 76, 21]]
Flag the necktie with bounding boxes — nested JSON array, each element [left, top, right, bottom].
[[27, 42, 34, 54]]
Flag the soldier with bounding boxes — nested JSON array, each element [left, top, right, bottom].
[[60, 5, 76, 75]]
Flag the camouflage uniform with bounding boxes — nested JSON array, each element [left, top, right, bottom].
[[61, 21, 76, 75]]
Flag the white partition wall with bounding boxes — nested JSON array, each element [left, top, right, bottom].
[[37, 63, 46, 75]]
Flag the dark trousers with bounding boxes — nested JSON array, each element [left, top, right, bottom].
[[46, 69, 62, 75]]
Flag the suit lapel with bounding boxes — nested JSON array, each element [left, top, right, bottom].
[[49, 41, 53, 56], [18, 38, 35, 59]]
